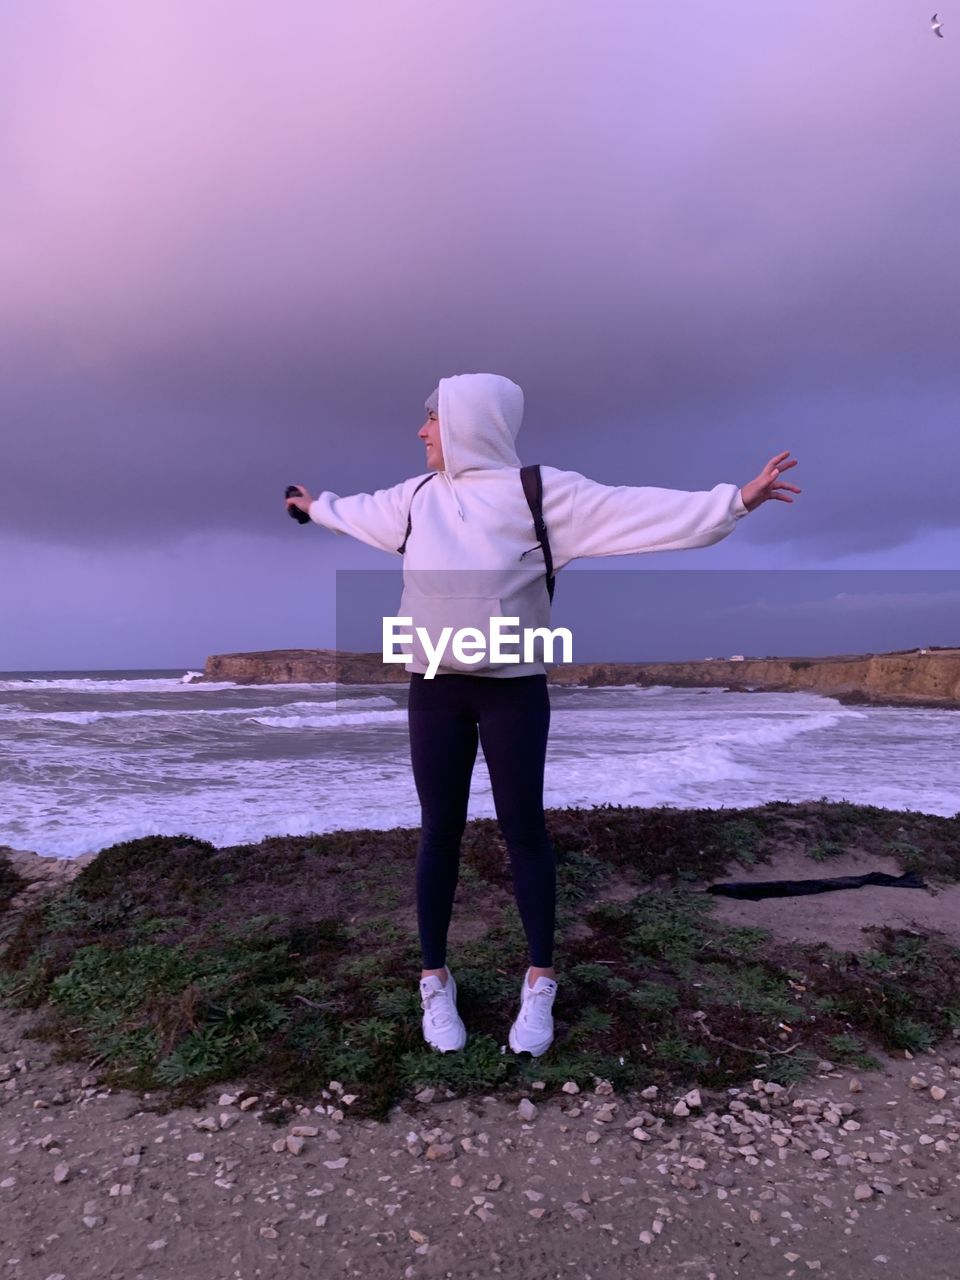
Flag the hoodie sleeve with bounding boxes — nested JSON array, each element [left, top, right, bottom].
[[545, 468, 749, 565], [308, 476, 424, 555]]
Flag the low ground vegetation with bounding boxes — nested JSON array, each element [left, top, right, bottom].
[[1, 800, 958, 1117]]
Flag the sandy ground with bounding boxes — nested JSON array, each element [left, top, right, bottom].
[[2, 998, 959, 1280], [706, 846, 960, 953], [3, 845, 960, 1279]]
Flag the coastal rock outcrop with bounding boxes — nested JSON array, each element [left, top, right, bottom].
[[549, 648, 960, 708], [201, 647, 960, 707], [202, 649, 407, 685]]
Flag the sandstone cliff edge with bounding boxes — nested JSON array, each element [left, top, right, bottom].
[[201, 647, 960, 708]]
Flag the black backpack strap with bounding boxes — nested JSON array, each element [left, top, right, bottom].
[[397, 473, 437, 553], [520, 464, 555, 602]]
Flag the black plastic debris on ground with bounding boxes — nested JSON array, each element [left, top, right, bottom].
[[706, 870, 928, 901]]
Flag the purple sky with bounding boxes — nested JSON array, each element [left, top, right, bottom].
[[2, 1, 958, 669]]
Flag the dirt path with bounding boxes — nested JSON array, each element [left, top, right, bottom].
[[2, 1000, 959, 1280]]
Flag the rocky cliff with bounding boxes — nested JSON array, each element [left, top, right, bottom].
[[549, 649, 960, 707], [202, 647, 960, 707], [202, 649, 408, 685]]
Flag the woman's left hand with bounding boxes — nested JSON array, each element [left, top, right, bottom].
[[740, 452, 801, 513]]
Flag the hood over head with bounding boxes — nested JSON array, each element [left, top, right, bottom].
[[431, 373, 524, 479]]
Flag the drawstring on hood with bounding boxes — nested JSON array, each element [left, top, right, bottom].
[[443, 471, 465, 521], [424, 373, 524, 523]]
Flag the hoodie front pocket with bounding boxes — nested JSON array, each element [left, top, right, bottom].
[[406, 594, 516, 674]]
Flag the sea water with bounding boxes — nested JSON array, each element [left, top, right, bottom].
[[0, 670, 956, 859]]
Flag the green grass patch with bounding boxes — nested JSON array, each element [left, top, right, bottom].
[[713, 818, 765, 867], [826, 1033, 882, 1070], [0, 801, 958, 1115], [808, 840, 846, 862]]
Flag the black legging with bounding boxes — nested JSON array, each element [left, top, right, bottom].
[[408, 671, 556, 970]]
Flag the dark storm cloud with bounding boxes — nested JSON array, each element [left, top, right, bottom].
[[2, 0, 958, 569], [334, 569, 960, 665]]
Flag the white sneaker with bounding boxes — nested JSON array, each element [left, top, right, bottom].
[[508, 968, 557, 1056], [419, 968, 467, 1053]]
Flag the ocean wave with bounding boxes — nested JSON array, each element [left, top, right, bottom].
[[710, 706, 864, 750], [7, 677, 958, 861], [309, 696, 397, 710], [0, 694, 399, 726], [0, 708, 231, 725], [548, 699, 868, 796], [250, 709, 407, 729], [0, 678, 239, 694], [579, 684, 676, 694], [0, 677, 338, 694], [0, 801, 424, 860]]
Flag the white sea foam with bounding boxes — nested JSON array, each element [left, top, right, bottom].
[[309, 696, 397, 710], [0, 677, 337, 694], [710, 705, 866, 749], [3, 679, 957, 859], [583, 684, 675, 694], [0, 694, 399, 725], [250, 709, 406, 729]]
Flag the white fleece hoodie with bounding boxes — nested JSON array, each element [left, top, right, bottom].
[[309, 372, 749, 677]]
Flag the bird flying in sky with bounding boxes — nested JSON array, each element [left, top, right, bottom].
[[931, 12, 944, 37]]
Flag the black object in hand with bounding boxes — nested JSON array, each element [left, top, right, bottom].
[[285, 485, 311, 524]]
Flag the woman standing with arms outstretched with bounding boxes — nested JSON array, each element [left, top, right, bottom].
[[286, 372, 799, 1056]]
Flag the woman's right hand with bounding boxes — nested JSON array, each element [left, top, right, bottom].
[[285, 484, 314, 514]]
